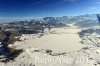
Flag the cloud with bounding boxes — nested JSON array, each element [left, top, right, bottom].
[[89, 7, 96, 11], [88, 7, 100, 11], [51, 0, 77, 7], [64, 0, 77, 2], [31, 0, 47, 5], [91, 0, 100, 5], [95, 2, 100, 4]]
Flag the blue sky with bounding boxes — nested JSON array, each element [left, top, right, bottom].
[[0, 0, 100, 19]]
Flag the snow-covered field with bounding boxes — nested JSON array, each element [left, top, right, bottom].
[[0, 27, 100, 66]]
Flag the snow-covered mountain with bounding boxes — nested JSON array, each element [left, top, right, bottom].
[[43, 14, 97, 23], [43, 14, 98, 28]]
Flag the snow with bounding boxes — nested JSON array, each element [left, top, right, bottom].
[[0, 27, 100, 66], [1, 46, 100, 66]]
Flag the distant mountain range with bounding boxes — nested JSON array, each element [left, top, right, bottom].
[[44, 14, 97, 22], [0, 14, 99, 28], [43, 14, 99, 28]]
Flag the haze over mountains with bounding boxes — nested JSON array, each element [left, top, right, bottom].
[[0, 14, 97, 22], [0, 14, 98, 28]]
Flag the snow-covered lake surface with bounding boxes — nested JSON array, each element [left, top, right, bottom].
[[15, 28, 85, 53]]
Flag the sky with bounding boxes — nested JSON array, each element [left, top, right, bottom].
[[0, 0, 100, 19]]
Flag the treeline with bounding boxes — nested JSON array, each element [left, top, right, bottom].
[[79, 28, 100, 38], [0, 31, 22, 44]]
